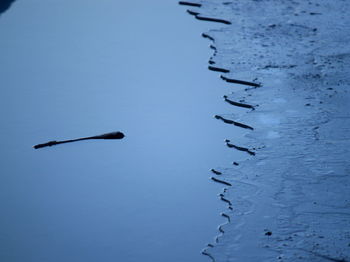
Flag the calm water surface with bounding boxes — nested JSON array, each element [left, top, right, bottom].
[[0, 1, 242, 261]]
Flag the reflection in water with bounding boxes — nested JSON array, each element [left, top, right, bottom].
[[0, 0, 15, 15]]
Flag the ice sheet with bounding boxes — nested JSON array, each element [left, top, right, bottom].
[[181, 0, 350, 261]]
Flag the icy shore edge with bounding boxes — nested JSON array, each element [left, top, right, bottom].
[[180, 1, 350, 261]]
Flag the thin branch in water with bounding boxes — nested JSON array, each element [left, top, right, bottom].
[[33, 131, 125, 149]]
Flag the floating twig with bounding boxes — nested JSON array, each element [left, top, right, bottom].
[[221, 213, 231, 222], [186, 9, 200, 16], [219, 193, 232, 206], [33, 131, 125, 149], [179, 1, 202, 7], [195, 15, 231, 24], [221, 75, 261, 87], [211, 177, 232, 186], [225, 139, 255, 156], [211, 169, 222, 175], [208, 66, 230, 73], [215, 115, 254, 130], [223, 95, 255, 110], [202, 33, 215, 41]]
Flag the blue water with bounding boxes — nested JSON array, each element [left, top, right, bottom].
[[0, 1, 242, 261]]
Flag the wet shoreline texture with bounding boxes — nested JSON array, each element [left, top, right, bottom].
[[180, 0, 350, 261]]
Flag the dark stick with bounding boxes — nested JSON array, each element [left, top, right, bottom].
[[178, 1, 202, 7], [223, 95, 255, 110], [211, 177, 232, 186], [221, 75, 261, 87], [195, 15, 231, 25], [33, 131, 125, 149], [214, 115, 254, 130], [208, 66, 230, 73]]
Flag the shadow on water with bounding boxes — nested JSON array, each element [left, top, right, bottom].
[[0, 0, 15, 16]]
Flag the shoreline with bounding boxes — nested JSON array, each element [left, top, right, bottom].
[[180, 1, 350, 261]]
